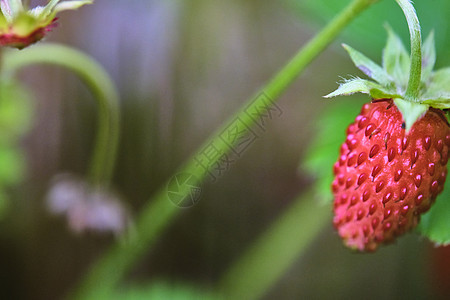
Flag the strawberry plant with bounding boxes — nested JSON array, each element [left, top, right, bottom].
[[1, 0, 449, 299], [325, 0, 450, 251]]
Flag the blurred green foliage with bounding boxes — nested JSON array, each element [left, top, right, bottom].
[[112, 281, 217, 300], [287, 0, 450, 66], [0, 80, 32, 217], [0, 81, 32, 143], [418, 180, 450, 245]]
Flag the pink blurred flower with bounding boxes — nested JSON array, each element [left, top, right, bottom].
[[46, 174, 130, 236]]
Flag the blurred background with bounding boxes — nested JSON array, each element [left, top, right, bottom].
[[1, 0, 450, 299]]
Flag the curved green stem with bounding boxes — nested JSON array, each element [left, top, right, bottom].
[[70, 0, 378, 299], [396, 0, 422, 101], [2, 44, 120, 185]]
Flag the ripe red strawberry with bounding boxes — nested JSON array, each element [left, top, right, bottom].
[[326, 22, 450, 251], [332, 100, 449, 251]]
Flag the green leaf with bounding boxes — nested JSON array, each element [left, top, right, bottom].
[[421, 31, 436, 82], [382, 26, 410, 90], [368, 88, 401, 100], [422, 96, 450, 109], [302, 98, 366, 203], [422, 67, 450, 101], [417, 177, 450, 246], [325, 78, 396, 98], [342, 44, 391, 85]]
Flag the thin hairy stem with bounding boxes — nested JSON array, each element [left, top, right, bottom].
[[395, 0, 422, 101]]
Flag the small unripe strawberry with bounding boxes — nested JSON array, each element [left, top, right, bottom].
[[332, 100, 449, 251]]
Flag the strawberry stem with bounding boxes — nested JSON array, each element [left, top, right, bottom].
[[396, 0, 422, 101]]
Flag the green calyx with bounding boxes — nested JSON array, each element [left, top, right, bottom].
[[326, 28, 449, 131], [326, 0, 450, 131]]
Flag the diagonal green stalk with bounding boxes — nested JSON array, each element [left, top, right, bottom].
[[68, 0, 379, 299], [2, 44, 120, 186], [395, 0, 422, 101], [261, 0, 380, 101]]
